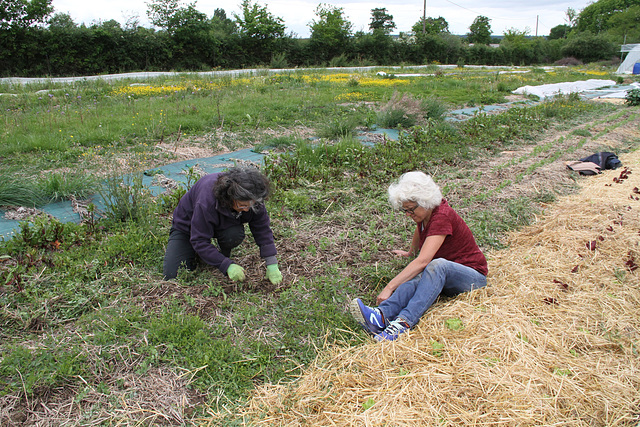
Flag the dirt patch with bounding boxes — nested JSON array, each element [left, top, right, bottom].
[[504, 94, 529, 103], [0, 367, 207, 426], [592, 98, 627, 105], [3, 207, 51, 221]]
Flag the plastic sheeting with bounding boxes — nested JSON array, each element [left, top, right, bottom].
[[512, 79, 617, 100]]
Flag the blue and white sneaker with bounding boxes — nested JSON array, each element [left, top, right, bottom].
[[375, 319, 410, 342], [350, 298, 386, 334]]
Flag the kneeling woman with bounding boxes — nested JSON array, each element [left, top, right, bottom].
[[351, 171, 487, 341], [163, 167, 282, 285]]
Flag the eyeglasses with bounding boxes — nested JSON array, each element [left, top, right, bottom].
[[400, 205, 419, 215]]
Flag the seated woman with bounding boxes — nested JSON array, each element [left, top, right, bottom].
[[351, 171, 487, 341], [163, 167, 282, 285]]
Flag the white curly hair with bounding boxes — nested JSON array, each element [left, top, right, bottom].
[[388, 171, 442, 211]]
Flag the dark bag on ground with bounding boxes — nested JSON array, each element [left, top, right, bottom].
[[579, 152, 621, 171], [566, 152, 622, 176]]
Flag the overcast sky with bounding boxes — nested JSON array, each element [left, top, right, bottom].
[[50, 0, 591, 37]]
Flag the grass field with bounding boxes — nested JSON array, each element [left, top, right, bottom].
[[0, 64, 638, 424]]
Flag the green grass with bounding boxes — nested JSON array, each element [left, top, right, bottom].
[[0, 65, 636, 422]]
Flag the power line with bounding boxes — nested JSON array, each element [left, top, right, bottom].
[[438, 0, 534, 22]]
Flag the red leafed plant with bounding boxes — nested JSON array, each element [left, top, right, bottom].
[[626, 252, 638, 271]]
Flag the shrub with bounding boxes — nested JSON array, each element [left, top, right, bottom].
[[625, 88, 640, 106], [560, 32, 617, 63], [269, 52, 288, 69], [329, 54, 350, 67]]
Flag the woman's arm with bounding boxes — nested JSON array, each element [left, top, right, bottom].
[[391, 226, 422, 257], [377, 234, 446, 304]]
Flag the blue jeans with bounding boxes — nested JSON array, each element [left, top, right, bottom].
[[379, 258, 487, 327]]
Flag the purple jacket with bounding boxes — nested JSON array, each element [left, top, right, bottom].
[[171, 173, 277, 273]]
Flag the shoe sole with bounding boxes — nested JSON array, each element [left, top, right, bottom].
[[349, 298, 368, 332], [349, 298, 384, 335]]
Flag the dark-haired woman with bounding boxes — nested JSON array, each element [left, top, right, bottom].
[[163, 167, 282, 284]]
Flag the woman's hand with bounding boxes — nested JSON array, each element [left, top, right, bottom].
[[377, 287, 394, 305], [265, 264, 283, 285], [391, 250, 411, 257], [227, 264, 246, 282]]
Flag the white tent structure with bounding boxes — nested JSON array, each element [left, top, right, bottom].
[[616, 44, 640, 74]]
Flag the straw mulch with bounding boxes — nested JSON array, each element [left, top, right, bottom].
[[222, 150, 640, 426]]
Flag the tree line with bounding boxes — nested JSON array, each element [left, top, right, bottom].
[[1, 0, 637, 77]]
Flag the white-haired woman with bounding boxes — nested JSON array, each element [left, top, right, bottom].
[[350, 171, 487, 341]]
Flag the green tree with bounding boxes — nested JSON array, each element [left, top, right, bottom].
[[416, 32, 462, 63], [605, 5, 640, 43], [210, 8, 236, 36], [575, 0, 640, 33], [412, 17, 449, 35], [171, 5, 214, 69], [0, 0, 52, 76], [565, 7, 578, 26], [467, 15, 492, 44], [234, 0, 284, 40], [500, 28, 540, 65], [146, 0, 182, 31], [234, 0, 286, 65], [369, 7, 395, 34], [548, 24, 571, 39], [0, 0, 52, 29], [48, 12, 76, 30], [308, 3, 353, 63], [353, 30, 395, 64]]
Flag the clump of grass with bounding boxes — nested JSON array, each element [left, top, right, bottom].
[[37, 172, 97, 202], [376, 108, 416, 128], [99, 173, 155, 223], [317, 117, 360, 140], [254, 135, 304, 152], [422, 97, 447, 121], [479, 91, 507, 105], [376, 92, 446, 129], [571, 128, 592, 137], [0, 176, 43, 207]]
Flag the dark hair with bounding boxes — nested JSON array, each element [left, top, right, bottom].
[[213, 167, 270, 210]]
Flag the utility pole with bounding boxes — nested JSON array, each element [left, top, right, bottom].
[[423, 0, 426, 33]]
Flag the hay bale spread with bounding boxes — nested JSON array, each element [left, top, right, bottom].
[[231, 150, 640, 426]]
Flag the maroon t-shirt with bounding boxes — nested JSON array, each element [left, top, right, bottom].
[[419, 200, 488, 276]]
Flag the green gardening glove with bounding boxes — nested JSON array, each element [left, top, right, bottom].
[[227, 264, 245, 282], [265, 264, 283, 285]]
